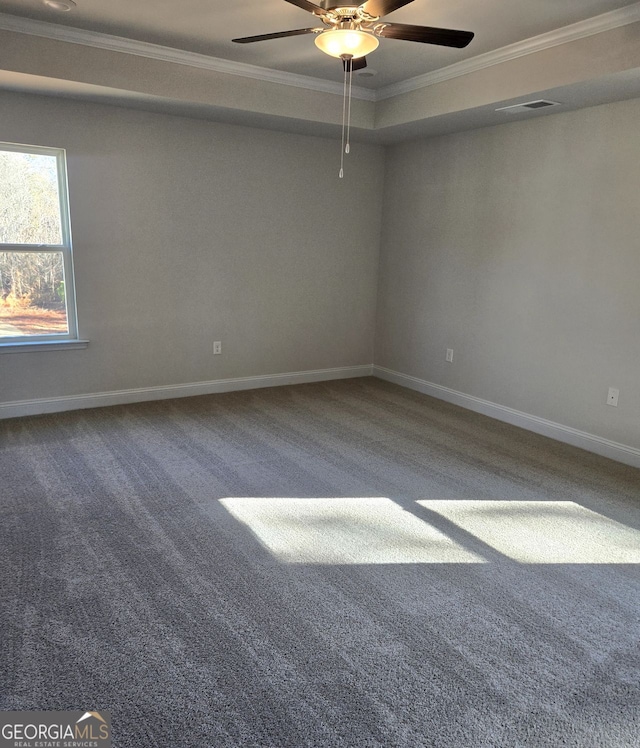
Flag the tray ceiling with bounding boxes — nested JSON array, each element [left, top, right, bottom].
[[0, 0, 636, 88], [0, 1, 639, 142]]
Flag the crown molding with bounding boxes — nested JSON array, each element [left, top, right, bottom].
[[0, 12, 377, 102], [376, 1, 640, 100]]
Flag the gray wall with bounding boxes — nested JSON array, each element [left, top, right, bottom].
[[2, 90, 638, 454], [0, 92, 384, 402], [376, 98, 640, 450]]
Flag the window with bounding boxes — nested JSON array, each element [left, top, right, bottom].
[[0, 142, 83, 350]]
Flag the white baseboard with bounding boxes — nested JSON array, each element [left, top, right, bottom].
[[4, 362, 638, 471], [373, 365, 640, 470], [0, 365, 373, 420]]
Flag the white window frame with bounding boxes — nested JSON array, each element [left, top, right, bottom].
[[0, 141, 86, 353]]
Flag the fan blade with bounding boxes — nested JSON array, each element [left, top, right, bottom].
[[283, 0, 326, 14], [232, 28, 319, 44], [361, 0, 415, 18], [342, 56, 368, 71], [376, 23, 474, 48]]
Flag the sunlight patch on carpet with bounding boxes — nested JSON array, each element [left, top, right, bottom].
[[417, 500, 640, 563], [220, 497, 485, 564]]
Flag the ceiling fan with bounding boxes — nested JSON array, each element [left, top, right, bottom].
[[232, 0, 474, 71], [233, 1, 474, 178]]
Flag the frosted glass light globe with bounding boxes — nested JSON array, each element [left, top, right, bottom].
[[315, 29, 379, 59]]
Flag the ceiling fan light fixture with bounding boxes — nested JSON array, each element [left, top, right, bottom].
[[43, 0, 77, 10], [314, 29, 379, 59]]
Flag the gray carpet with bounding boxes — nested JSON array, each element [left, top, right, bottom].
[[1, 377, 639, 747]]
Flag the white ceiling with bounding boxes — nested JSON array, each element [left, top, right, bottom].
[[0, 0, 639, 142], [0, 0, 636, 88]]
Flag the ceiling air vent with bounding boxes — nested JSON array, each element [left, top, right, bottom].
[[496, 100, 561, 114]]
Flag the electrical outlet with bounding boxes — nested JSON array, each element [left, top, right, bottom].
[[213, 341, 222, 355], [446, 349, 454, 363], [607, 387, 619, 407]]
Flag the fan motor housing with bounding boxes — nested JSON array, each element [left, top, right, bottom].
[[317, 2, 360, 11]]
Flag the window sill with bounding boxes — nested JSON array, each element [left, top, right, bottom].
[[0, 340, 89, 354]]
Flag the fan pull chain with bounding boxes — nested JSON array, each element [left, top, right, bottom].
[[345, 57, 353, 156], [339, 56, 349, 179]]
